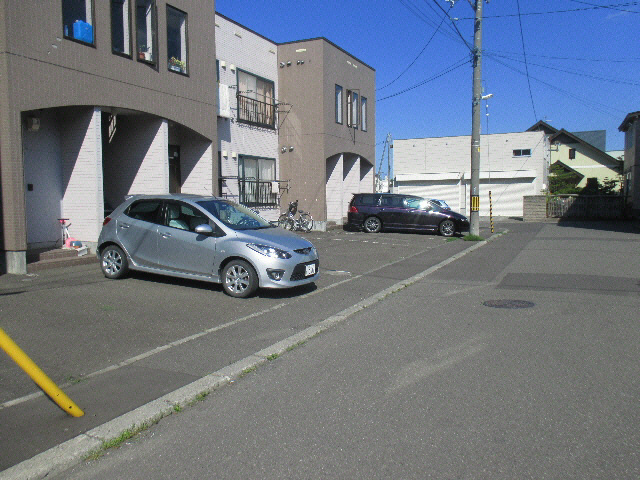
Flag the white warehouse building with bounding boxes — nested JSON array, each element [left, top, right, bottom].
[[393, 131, 549, 217]]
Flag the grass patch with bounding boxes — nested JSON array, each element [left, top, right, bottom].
[[66, 375, 84, 384], [286, 340, 307, 352], [173, 404, 182, 413], [240, 365, 257, 377], [266, 353, 280, 361], [86, 419, 157, 460], [463, 234, 484, 242], [446, 237, 460, 242]]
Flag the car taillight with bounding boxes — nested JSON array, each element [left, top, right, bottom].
[[348, 205, 358, 213], [103, 217, 112, 226]]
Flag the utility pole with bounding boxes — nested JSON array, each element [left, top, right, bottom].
[[469, 0, 483, 236]]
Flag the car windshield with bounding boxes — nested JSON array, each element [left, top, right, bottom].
[[196, 200, 273, 230]]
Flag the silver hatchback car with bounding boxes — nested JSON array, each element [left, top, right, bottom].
[[97, 194, 319, 298]]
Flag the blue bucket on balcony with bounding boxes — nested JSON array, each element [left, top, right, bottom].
[[73, 20, 93, 44]]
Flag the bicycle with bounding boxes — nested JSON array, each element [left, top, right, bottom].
[[277, 200, 313, 233], [58, 218, 71, 247]]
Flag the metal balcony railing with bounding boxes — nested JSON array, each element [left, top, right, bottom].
[[236, 94, 275, 128]]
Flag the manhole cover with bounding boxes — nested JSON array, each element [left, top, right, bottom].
[[483, 300, 535, 309]]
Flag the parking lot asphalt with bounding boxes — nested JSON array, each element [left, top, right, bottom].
[[0, 223, 499, 475]]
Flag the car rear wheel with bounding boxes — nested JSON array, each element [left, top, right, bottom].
[[363, 216, 382, 233], [222, 260, 258, 298], [439, 219, 456, 237], [101, 245, 129, 279]]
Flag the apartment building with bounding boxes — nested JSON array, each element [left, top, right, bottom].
[[214, 14, 280, 221], [0, 3, 376, 273], [278, 39, 376, 227], [0, 0, 218, 273]]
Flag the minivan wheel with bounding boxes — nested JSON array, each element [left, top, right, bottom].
[[222, 260, 258, 298], [363, 216, 382, 233], [101, 245, 129, 279], [439, 219, 456, 237]]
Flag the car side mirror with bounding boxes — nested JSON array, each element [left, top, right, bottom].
[[195, 224, 214, 235]]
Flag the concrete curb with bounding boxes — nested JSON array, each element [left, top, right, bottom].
[[1, 232, 505, 480]]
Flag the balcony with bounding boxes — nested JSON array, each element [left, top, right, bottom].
[[236, 94, 275, 129]]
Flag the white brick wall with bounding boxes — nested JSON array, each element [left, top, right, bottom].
[[60, 108, 104, 243], [326, 154, 343, 221], [215, 14, 279, 217], [343, 155, 360, 218]]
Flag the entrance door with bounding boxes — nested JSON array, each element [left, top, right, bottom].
[[169, 145, 181, 193]]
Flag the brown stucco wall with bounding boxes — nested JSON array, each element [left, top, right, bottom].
[[277, 38, 375, 222], [0, 1, 217, 254]]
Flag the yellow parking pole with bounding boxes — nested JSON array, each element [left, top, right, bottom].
[[0, 327, 84, 417]]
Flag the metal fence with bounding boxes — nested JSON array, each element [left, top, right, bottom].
[[239, 179, 278, 207], [546, 195, 624, 219]]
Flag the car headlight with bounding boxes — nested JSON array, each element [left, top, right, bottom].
[[247, 244, 292, 259]]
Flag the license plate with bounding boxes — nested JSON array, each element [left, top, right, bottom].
[[305, 263, 316, 276]]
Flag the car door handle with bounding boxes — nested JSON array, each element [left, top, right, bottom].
[[119, 223, 130, 229], [160, 232, 172, 239]]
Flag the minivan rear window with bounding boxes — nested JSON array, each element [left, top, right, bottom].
[[357, 195, 378, 206]]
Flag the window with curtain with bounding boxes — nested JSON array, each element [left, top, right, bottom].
[[347, 90, 359, 128], [111, 0, 130, 55], [335, 85, 343, 124], [136, 0, 157, 63], [361, 96, 367, 131], [237, 70, 275, 128], [167, 5, 188, 74], [238, 156, 277, 206], [63, 0, 94, 45]]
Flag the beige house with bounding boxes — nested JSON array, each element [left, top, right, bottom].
[[528, 122, 622, 190]]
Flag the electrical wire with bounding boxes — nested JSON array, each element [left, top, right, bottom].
[[567, 0, 640, 13], [455, 1, 640, 19], [378, 57, 471, 101], [377, 11, 448, 91], [515, 0, 537, 122], [489, 53, 640, 87], [485, 52, 627, 118]]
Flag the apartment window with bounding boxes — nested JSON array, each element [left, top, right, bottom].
[[62, 0, 95, 45], [361, 96, 367, 131], [347, 90, 359, 128], [167, 5, 188, 74], [111, 0, 131, 55], [238, 156, 277, 206], [237, 70, 275, 128], [335, 85, 343, 124], [136, 0, 157, 63], [513, 149, 531, 157], [569, 148, 576, 160]]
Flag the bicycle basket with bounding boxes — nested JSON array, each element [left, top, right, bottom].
[[288, 202, 298, 215]]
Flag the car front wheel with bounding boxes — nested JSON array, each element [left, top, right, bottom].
[[222, 260, 258, 298], [363, 216, 382, 233], [101, 245, 129, 279], [439, 219, 456, 237]]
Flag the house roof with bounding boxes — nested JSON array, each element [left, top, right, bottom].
[[527, 120, 558, 135], [619, 111, 640, 132], [550, 129, 622, 171]]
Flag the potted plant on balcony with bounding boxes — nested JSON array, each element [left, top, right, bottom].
[[169, 56, 186, 73]]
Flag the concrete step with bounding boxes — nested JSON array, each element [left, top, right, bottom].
[[26, 248, 97, 273]]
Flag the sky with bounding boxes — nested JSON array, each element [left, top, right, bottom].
[[215, 0, 639, 177]]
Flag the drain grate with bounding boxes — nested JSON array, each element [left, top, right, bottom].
[[483, 299, 535, 309]]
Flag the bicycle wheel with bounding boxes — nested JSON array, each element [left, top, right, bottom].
[[299, 213, 313, 232], [278, 214, 295, 230]]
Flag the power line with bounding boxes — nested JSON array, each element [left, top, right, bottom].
[[515, 0, 537, 121], [455, 1, 640, 19], [567, 0, 640, 13], [485, 52, 627, 118], [377, 11, 448, 91], [486, 49, 640, 64], [489, 53, 640, 87], [378, 57, 471, 101]]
